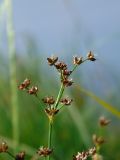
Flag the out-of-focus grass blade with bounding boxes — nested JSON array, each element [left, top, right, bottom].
[[68, 107, 91, 147], [75, 84, 120, 118], [5, 0, 19, 151]]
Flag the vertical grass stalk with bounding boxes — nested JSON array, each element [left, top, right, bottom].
[[4, 0, 19, 151], [48, 120, 53, 160]]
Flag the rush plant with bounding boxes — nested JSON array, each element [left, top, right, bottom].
[[0, 52, 100, 160]]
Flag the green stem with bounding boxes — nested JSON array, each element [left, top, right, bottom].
[[7, 151, 16, 159], [71, 64, 78, 73], [59, 104, 64, 110], [35, 95, 44, 110], [5, 0, 19, 151], [47, 120, 53, 160], [54, 83, 64, 109], [71, 59, 88, 74]]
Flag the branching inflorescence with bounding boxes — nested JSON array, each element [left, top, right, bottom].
[[0, 51, 98, 160]]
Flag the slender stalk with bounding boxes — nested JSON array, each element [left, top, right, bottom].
[[59, 104, 64, 110], [54, 83, 64, 109], [46, 58, 88, 160], [48, 122, 52, 148], [47, 120, 53, 160], [5, 0, 19, 151], [7, 151, 16, 159], [35, 95, 44, 110], [71, 64, 78, 73], [71, 59, 88, 74]]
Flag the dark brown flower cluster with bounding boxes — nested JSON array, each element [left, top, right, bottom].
[[73, 51, 96, 65], [91, 116, 110, 155], [0, 141, 25, 160], [37, 146, 53, 157], [99, 116, 111, 127], [15, 151, 25, 160], [42, 96, 59, 119], [42, 96, 55, 105], [18, 78, 38, 96], [42, 95, 73, 119], [73, 56, 83, 65], [47, 55, 73, 87], [45, 108, 59, 117], [47, 53, 96, 88], [73, 147, 96, 160], [92, 134, 105, 146], [60, 97, 73, 106], [18, 78, 31, 90], [87, 51, 96, 61], [0, 142, 8, 153], [47, 55, 58, 66]]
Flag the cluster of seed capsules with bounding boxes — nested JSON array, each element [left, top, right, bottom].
[[73, 147, 96, 160], [17, 51, 96, 158], [0, 141, 52, 159], [0, 141, 25, 160], [18, 51, 96, 118], [47, 51, 96, 87], [72, 116, 111, 160]]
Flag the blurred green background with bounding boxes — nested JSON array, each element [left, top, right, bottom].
[[0, 0, 120, 159]]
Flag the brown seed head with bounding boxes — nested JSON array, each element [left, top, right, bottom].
[[73, 151, 89, 160], [28, 86, 38, 95], [42, 96, 55, 105], [37, 146, 53, 157], [47, 56, 58, 66], [18, 78, 31, 90], [55, 61, 67, 70], [15, 151, 25, 160], [45, 108, 59, 116], [62, 78, 73, 87], [87, 51, 96, 61], [73, 150, 90, 160], [92, 134, 105, 146], [99, 116, 111, 127], [60, 97, 73, 105], [0, 142, 8, 153], [63, 69, 72, 76], [88, 147, 96, 156], [73, 56, 83, 65], [73, 147, 96, 160]]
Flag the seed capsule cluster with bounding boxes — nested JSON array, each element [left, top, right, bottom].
[[17, 53, 97, 159]]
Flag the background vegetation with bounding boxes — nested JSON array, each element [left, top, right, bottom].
[[0, 0, 120, 160]]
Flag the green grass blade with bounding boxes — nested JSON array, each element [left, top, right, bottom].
[[4, 0, 19, 151], [75, 84, 120, 118], [68, 107, 91, 147]]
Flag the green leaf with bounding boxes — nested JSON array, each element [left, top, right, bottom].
[[75, 84, 120, 118]]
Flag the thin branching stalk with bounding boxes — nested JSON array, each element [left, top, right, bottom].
[[71, 59, 88, 74], [7, 151, 16, 159], [35, 95, 44, 110], [4, 0, 19, 151], [47, 120, 53, 160], [47, 62, 85, 159], [54, 83, 64, 109], [71, 64, 78, 73]]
